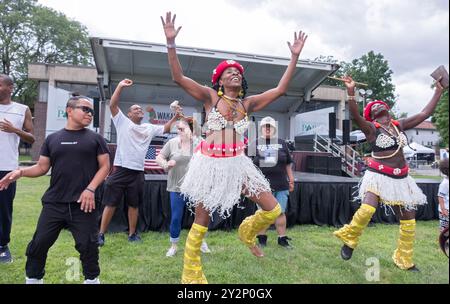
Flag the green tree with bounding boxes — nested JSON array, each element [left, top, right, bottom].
[[317, 52, 397, 107], [0, 0, 92, 109], [316, 52, 397, 131], [432, 89, 449, 146], [344, 51, 397, 108]]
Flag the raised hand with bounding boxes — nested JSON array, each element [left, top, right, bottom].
[[118, 79, 133, 88], [175, 106, 184, 118], [161, 11, 182, 42], [434, 76, 445, 93], [287, 31, 308, 56], [343, 75, 356, 94]]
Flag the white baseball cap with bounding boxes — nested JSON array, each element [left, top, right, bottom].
[[259, 116, 277, 131]]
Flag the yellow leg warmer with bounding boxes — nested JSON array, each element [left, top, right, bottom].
[[181, 223, 208, 284], [333, 204, 376, 249], [392, 219, 416, 270], [239, 204, 282, 247]]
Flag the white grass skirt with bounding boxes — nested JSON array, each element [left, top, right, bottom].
[[180, 152, 271, 218], [358, 170, 427, 211]]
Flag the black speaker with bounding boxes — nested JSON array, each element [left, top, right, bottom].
[[93, 97, 100, 128], [342, 119, 350, 145], [306, 155, 328, 175], [327, 156, 342, 176], [329, 112, 336, 139]]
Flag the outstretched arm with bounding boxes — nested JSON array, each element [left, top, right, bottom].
[[343, 76, 375, 139], [247, 31, 308, 112], [400, 77, 445, 130], [0, 156, 51, 190], [163, 110, 183, 134], [161, 12, 212, 104], [110, 79, 133, 117]]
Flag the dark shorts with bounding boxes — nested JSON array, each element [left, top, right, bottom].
[[101, 167, 144, 208]]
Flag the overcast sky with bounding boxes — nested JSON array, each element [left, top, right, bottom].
[[38, 0, 449, 116]]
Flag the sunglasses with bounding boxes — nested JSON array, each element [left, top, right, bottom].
[[73, 106, 94, 115]]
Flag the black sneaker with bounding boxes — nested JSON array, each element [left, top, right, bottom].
[[278, 236, 293, 249], [128, 233, 142, 243], [0, 246, 12, 263], [407, 265, 420, 272], [98, 233, 105, 247], [256, 235, 267, 247], [340, 244, 354, 260]]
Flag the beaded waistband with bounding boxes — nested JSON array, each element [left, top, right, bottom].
[[194, 140, 247, 158], [367, 158, 409, 178]]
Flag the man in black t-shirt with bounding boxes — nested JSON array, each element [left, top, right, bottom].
[[0, 95, 110, 284]]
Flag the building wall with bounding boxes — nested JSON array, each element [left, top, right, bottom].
[[404, 128, 440, 147], [28, 63, 98, 161], [310, 85, 347, 126]]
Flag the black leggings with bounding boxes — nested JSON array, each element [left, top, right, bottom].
[[25, 202, 100, 280]]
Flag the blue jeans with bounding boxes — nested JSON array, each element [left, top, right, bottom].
[[273, 190, 289, 213], [169, 192, 188, 243], [0, 171, 16, 247], [256, 190, 289, 213]]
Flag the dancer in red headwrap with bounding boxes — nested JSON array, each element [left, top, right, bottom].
[[161, 11, 307, 283], [333, 75, 446, 271]]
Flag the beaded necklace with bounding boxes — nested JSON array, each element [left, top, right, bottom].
[[221, 95, 247, 119]]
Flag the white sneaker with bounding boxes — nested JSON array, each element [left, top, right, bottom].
[[83, 277, 100, 284], [25, 277, 43, 284], [200, 241, 211, 253], [166, 246, 177, 257]]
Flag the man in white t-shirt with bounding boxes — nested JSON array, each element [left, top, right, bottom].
[[98, 79, 180, 246], [0, 74, 35, 263]]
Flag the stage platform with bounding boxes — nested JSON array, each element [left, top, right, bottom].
[[98, 172, 441, 233]]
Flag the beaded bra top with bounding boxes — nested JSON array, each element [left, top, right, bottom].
[[370, 121, 408, 153], [206, 98, 249, 135]]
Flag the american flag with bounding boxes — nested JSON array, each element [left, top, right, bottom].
[[144, 145, 165, 174]]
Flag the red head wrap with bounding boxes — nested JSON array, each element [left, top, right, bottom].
[[363, 100, 390, 122], [211, 60, 244, 85]]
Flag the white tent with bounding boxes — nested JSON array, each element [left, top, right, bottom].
[[403, 142, 435, 156], [350, 130, 366, 142]]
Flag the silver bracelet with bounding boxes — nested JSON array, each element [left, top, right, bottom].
[[166, 43, 176, 49]]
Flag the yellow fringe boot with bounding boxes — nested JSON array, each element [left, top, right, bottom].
[[392, 219, 418, 271], [181, 223, 208, 284], [333, 204, 376, 251], [238, 204, 282, 248]]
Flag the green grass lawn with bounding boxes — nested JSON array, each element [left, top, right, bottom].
[[1, 176, 448, 284], [18, 155, 32, 162], [411, 175, 443, 181]]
